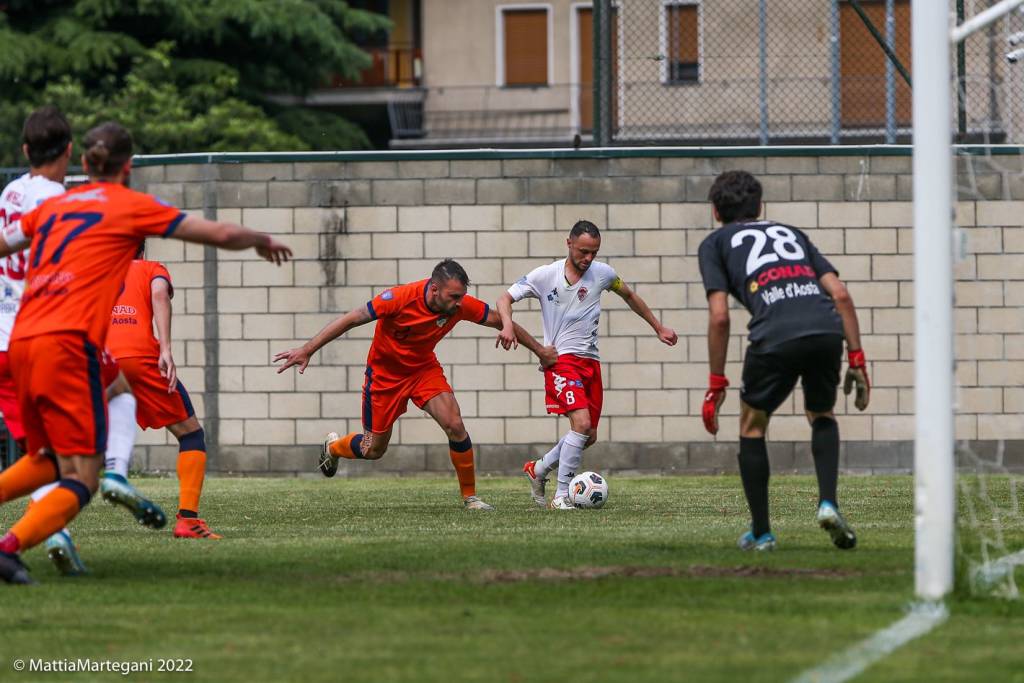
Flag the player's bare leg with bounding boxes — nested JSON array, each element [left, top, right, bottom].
[[807, 409, 856, 549], [422, 392, 492, 510], [166, 416, 219, 539], [99, 372, 166, 531], [736, 403, 775, 551]]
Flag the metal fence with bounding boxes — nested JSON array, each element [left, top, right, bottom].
[[390, 0, 1024, 148]]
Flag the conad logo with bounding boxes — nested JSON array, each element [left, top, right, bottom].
[[756, 264, 816, 286], [112, 305, 137, 315]]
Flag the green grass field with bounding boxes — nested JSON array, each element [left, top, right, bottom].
[[0, 475, 1022, 683]]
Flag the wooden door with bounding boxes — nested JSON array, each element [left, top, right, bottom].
[[840, 0, 912, 127]]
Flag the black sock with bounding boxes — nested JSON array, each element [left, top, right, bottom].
[[178, 509, 198, 519], [738, 437, 771, 537], [811, 417, 840, 507]]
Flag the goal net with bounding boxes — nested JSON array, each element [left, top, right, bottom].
[[945, 0, 1024, 599]]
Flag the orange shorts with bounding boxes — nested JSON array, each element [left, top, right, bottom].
[[361, 363, 452, 434], [9, 332, 108, 456], [117, 355, 194, 430]]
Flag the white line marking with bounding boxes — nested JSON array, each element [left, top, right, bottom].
[[790, 601, 948, 683]]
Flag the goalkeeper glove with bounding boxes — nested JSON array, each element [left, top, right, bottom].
[[843, 349, 871, 411], [702, 374, 729, 435]]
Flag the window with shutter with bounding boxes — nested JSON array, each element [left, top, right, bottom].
[[664, 2, 700, 84], [503, 8, 549, 87]]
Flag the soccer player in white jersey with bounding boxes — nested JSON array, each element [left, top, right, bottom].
[[0, 107, 160, 576], [497, 220, 678, 509]]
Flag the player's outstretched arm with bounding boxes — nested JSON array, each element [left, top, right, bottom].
[[820, 272, 870, 410], [613, 281, 678, 346], [173, 215, 292, 265], [495, 292, 518, 350], [151, 277, 177, 393], [482, 308, 557, 368], [274, 305, 374, 374], [703, 291, 731, 435]]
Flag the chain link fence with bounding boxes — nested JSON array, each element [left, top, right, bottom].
[[393, 0, 1024, 148]]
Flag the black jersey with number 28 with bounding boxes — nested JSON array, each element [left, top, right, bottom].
[[698, 220, 843, 348]]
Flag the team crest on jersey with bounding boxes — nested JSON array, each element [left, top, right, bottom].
[[381, 290, 394, 301], [577, 287, 588, 302], [436, 317, 448, 327]]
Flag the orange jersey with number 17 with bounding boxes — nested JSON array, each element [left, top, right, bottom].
[[10, 183, 184, 348]]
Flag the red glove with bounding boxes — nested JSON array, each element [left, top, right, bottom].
[[702, 374, 729, 435], [843, 349, 871, 411]]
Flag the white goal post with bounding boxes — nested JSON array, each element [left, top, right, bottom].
[[913, 0, 1024, 602]]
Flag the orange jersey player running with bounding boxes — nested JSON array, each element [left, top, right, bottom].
[[0, 121, 291, 584], [275, 259, 556, 510], [106, 249, 218, 539]]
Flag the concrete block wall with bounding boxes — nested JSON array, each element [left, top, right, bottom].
[[126, 149, 1024, 476]]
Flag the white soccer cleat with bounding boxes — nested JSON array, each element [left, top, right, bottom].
[[548, 495, 574, 510], [522, 459, 547, 508], [463, 495, 494, 511], [319, 432, 340, 478], [816, 501, 857, 550]]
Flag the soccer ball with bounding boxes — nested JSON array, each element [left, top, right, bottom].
[[569, 471, 608, 509]]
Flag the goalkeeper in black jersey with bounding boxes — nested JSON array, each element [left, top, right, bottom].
[[697, 170, 870, 552]]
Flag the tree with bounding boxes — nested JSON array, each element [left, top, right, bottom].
[[0, 1, 390, 165]]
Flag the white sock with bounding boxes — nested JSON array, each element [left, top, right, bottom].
[[555, 431, 589, 498], [104, 392, 138, 478], [30, 482, 68, 537], [30, 481, 59, 503], [537, 436, 566, 477]]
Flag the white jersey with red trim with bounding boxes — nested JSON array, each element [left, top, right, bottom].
[[0, 173, 66, 351], [507, 258, 619, 360]]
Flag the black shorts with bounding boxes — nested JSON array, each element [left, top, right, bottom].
[[740, 334, 843, 415]]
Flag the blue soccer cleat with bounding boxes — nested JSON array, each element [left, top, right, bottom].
[[738, 530, 777, 552], [45, 530, 88, 577], [100, 472, 167, 530], [816, 501, 857, 550]]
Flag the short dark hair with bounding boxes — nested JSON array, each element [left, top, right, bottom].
[[431, 258, 469, 287], [569, 220, 601, 240], [83, 121, 133, 178], [708, 170, 763, 223], [22, 106, 71, 168]]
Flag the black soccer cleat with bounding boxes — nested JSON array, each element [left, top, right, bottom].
[[0, 550, 34, 585]]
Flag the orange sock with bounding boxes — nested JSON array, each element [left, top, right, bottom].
[[448, 437, 475, 498], [0, 451, 57, 504], [9, 483, 85, 551], [329, 433, 365, 459], [177, 450, 206, 515]]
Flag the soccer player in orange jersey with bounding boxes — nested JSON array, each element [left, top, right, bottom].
[[105, 246, 218, 539], [275, 259, 556, 510], [0, 121, 290, 584]]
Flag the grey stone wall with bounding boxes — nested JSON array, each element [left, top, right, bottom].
[[125, 149, 1024, 476]]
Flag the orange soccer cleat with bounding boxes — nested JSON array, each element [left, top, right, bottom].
[[172, 514, 222, 539]]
